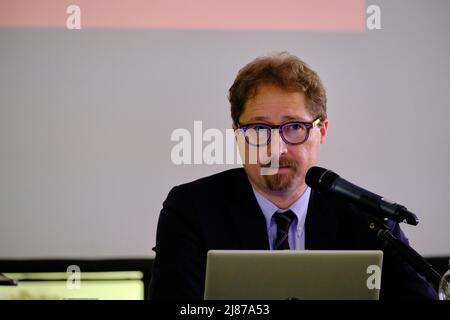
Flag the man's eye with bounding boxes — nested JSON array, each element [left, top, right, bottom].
[[289, 124, 303, 130], [251, 125, 268, 131]]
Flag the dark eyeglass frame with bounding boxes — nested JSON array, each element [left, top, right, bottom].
[[237, 118, 322, 146]]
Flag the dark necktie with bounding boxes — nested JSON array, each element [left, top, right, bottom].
[[273, 210, 296, 250]]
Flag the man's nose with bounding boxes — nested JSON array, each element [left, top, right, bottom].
[[270, 129, 288, 157]]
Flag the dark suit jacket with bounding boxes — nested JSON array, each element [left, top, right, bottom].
[[149, 168, 437, 300]]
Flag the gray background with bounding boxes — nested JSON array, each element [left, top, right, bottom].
[[1, 0, 449, 258]]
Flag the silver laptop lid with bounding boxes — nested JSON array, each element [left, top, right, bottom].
[[204, 250, 383, 300]]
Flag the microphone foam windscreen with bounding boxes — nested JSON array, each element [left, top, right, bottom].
[[305, 166, 339, 191]]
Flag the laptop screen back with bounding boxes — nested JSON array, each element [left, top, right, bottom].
[[204, 250, 383, 300]]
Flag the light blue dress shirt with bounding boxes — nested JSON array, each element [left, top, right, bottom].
[[252, 187, 311, 250]]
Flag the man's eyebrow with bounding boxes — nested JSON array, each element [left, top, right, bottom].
[[281, 115, 304, 121]]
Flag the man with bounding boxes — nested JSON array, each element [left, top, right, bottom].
[[149, 52, 437, 300]]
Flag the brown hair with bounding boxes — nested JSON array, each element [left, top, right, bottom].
[[228, 52, 327, 125]]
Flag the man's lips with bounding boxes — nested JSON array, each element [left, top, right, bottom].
[[261, 162, 295, 169], [278, 166, 293, 169], [261, 164, 293, 169]]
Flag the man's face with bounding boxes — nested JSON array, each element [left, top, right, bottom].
[[235, 84, 328, 196]]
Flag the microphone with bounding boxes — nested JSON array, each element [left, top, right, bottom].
[[305, 166, 419, 225]]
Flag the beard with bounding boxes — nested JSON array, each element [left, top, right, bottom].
[[261, 157, 298, 192]]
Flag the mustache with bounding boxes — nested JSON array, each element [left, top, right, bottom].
[[261, 157, 297, 169]]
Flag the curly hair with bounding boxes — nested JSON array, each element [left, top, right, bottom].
[[228, 52, 327, 125]]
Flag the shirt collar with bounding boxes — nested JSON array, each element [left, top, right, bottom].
[[252, 186, 311, 230]]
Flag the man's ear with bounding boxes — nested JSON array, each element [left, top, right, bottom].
[[319, 119, 329, 144]]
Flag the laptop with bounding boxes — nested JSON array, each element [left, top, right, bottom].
[[204, 250, 383, 300]]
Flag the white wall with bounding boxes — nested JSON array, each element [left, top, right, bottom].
[[0, 0, 449, 258]]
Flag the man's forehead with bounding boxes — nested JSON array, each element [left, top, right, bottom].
[[244, 115, 311, 123], [241, 101, 312, 123], [240, 84, 312, 122]]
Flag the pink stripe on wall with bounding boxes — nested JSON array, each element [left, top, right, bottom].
[[0, 0, 365, 31]]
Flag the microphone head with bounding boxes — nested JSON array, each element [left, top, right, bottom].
[[305, 166, 340, 192]]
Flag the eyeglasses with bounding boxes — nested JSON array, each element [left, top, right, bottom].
[[237, 118, 322, 147]]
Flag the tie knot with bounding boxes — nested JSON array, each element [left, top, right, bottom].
[[273, 210, 296, 232]]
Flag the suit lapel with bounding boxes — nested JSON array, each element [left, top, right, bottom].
[[225, 169, 270, 250], [305, 189, 339, 250]]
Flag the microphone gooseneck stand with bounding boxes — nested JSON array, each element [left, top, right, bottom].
[[367, 215, 442, 287]]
